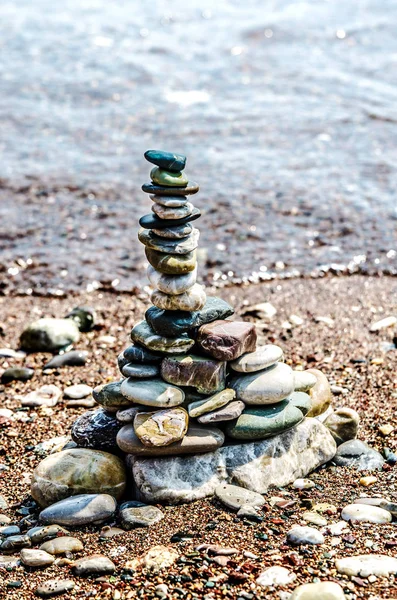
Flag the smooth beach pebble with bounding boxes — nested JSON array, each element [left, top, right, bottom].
[[302, 512, 328, 526], [289, 391, 312, 415], [117, 424, 224, 456], [130, 320, 195, 354], [20, 318, 80, 352], [145, 248, 197, 275], [256, 566, 296, 587], [306, 368, 332, 417], [230, 362, 295, 405], [293, 370, 318, 392], [71, 408, 122, 452], [188, 389, 235, 418], [150, 194, 188, 207], [35, 579, 75, 598], [121, 363, 160, 379], [215, 484, 264, 511], [145, 149, 186, 172], [1, 367, 34, 385], [134, 407, 188, 447], [197, 320, 257, 361], [287, 526, 324, 545], [152, 279, 207, 309], [92, 380, 132, 410], [333, 439, 385, 470], [142, 181, 199, 196], [21, 385, 62, 407], [336, 554, 397, 577], [39, 494, 118, 527], [150, 166, 188, 187], [27, 525, 69, 545], [292, 478, 315, 489], [20, 548, 55, 567], [120, 502, 164, 529], [43, 351, 88, 370], [123, 343, 162, 364], [72, 554, 115, 577], [324, 407, 360, 445], [152, 201, 193, 220], [138, 227, 200, 255], [341, 503, 392, 523], [152, 223, 193, 239], [226, 401, 305, 440], [63, 384, 92, 399], [39, 536, 83, 555], [289, 581, 346, 599], [147, 264, 197, 295], [230, 344, 283, 373], [197, 400, 245, 424], [120, 378, 185, 408], [139, 207, 200, 230]]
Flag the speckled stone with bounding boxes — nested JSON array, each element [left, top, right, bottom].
[[162, 354, 227, 394], [121, 363, 160, 379], [188, 389, 236, 417], [225, 400, 305, 440], [230, 344, 283, 373], [116, 406, 146, 423], [123, 343, 162, 364], [198, 400, 245, 424], [138, 227, 200, 254], [118, 424, 224, 456], [134, 408, 188, 447], [72, 554, 115, 577], [150, 166, 188, 187], [120, 378, 185, 408], [197, 320, 257, 361], [145, 248, 197, 275], [146, 296, 234, 336], [151, 284, 206, 311], [145, 150, 186, 172], [35, 579, 75, 597], [120, 502, 164, 529], [93, 380, 132, 411], [215, 484, 264, 511], [31, 449, 126, 507], [152, 202, 193, 220], [142, 181, 199, 196], [306, 368, 332, 417], [27, 525, 69, 545], [230, 363, 295, 405], [139, 208, 201, 230], [147, 264, 197, 295], [152, 223, 193, 239], [131, 320, 195, 354], [71, 408, 123, 452]]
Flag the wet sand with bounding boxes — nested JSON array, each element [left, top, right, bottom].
[[0, 275, 396, 599]]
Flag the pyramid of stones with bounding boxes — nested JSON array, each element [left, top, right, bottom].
[[84, 150, 327, 457]]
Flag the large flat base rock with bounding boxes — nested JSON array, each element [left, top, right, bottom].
[[128, 418, 336, 504]]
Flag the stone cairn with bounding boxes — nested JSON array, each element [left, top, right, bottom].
[[33, 150, 342, 507], [73, 150, 332, 456]]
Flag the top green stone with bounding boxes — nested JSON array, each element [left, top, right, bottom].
[[145, 150, 186, 173]]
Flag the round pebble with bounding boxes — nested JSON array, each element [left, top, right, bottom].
[[341, 503, 392, 524], [287, 526, 324, 545]]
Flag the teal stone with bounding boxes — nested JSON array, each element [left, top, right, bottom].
[[150, 167, 188, 188], [138, 228, 200, 255], [139, 207, 200, 230], [142, 182, 199, 196], [144, 150, 186, 172], [225, 400, 305, 440], [288, 392, 312, 416]]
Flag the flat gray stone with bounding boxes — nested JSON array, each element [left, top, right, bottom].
[[131, 320, 195, 354], [130, 419, 336, 503], [39, 536, 83, 555], [1, 534, 31, 552], [120, 503, 164, 529], [120, 378, 185, 408], [334, 440, 385, 470], [20, 548, 55, 567], [121, 363, 160, 378], [215, 484, 264, 511], [73, 554, 116, 577], [198, 401, 245, 424], [39, 494, 117, 526], [138, 227, 200, 255], [27, 525, 69, 545]]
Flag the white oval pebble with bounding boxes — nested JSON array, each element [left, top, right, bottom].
[[292, 478, 315, 490], [336, 554, 397, 577], [290, 581, 346, 599], [256, 566, 296, 587], [287, 525, 324, 545], [341, 504, 392, 524]]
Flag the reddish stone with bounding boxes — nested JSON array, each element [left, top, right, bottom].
[[197, 320, 257, 361]]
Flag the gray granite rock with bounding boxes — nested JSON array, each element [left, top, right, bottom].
[[334, 440, 385, 470], [129, 419, 336, 503]]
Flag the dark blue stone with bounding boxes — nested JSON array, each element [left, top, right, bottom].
[[1, 367, 34, 384], [142, 181, 199, 196], [71, 408, 123, 453], [145, 297, 234, 336], [123, 343, 162, 364], [139, 207, 201, 230], [144, 150, 186, 172]]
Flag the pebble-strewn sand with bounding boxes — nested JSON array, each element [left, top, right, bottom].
[[0, 275, 396, 599]]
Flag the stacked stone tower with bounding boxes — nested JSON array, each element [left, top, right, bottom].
[[85, 150, 326, 457]]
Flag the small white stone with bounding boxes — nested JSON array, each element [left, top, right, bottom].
[[21, 385, 62, 407], [64, 384, 92, 399], [322, 520, 349, 536], [289, 581, 346, 599], [256, 566, 296, 587], [336, 554, 397, 577], [292, 478, 315, 490], [370, 316, 397, 332], [287, 525, 324, 545], [341, 504, 392, 524], [302, 511, 327, 526]]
